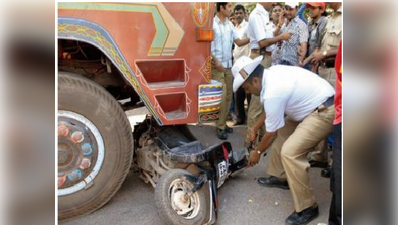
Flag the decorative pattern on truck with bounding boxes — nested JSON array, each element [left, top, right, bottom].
[[198, 82, 222, 122], [192, 2, 210, 27], [58, 2, 185, 56], [58, 18, 162, 125], [199, 56, 212, 83]]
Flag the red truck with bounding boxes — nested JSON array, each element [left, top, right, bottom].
[[58, 3, 249, 225]]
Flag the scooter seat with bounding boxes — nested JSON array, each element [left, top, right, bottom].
[[163, 141, 220, 163]]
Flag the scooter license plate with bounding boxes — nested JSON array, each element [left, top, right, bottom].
[[216, 160, 228, 188]]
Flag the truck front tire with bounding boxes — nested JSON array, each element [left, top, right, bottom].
[[58, 72, 133, 220]]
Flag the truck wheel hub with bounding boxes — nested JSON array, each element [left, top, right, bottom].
[[57, 110, 105, 196]]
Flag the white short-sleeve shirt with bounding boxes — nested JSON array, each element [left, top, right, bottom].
[[260, 65, 335, 132], [248, 4, 274, 51], [233, 20, 250, 61]]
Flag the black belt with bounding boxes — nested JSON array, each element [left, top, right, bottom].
[[315, 95, 334, 112], [322, 59, 335, 68], [251, 49, 272, 56], [323, 95, 335, 107]]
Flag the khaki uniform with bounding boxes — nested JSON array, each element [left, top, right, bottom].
[[212, 68, 233, 130], [246, 53, 271, 144], [317, 7, 342, 88], [309, 8, 342, 163], [267, 105, 335, 212]]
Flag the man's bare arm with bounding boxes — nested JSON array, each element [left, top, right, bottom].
[[234, 37, 250, 47], [258, 32, 291, 49]]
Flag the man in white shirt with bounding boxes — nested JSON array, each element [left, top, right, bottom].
[[231, 56, 335, 225], [245, 2, 291, 147], [211, 2, 249, 140], [248, 3, 288, 56], [232, 5, 250, 62], [232, 4, 250, 125]]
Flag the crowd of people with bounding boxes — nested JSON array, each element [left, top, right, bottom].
[[210, 2, 342, 225]]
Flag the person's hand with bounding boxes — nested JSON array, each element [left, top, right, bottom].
[[278, 12, 285, 26], [247, 150, 261, 167], [279, 32, 292, 41], [212, 59, 225, 72], [298, 60, 304, 67], [249, 127, 258, 142], [311, 51, 325, 65], [302, 55, 313, 67], [311, 62, 319, 73]]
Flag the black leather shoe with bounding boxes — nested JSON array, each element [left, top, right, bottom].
[[257, 176, 289, 190], [308, 160, 328, 168], [216, 129, 228, 140], [321, 166, 331, 178], [225, 125, 233, 133], [285, 205, 319, 225]]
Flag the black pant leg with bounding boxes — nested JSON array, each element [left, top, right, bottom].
[[235, 86, 246, 123], [247, 93, 251, 107], [329, 123, 342, 225]]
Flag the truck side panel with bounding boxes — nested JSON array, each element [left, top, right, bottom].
[[58, 2, 218, 125]]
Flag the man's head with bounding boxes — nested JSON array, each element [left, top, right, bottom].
[[231, 56, 264, 96], [284, 2, 299, 20], [229, 13, 236, 25], [216, 2, 233, 18], [306, 2, 326, 19], [259, 2, 276, 12], [328, 2, 342, 11], [234, 4, 246, 25], [242, 65, 264, 96], [271, 3, 283, 23]]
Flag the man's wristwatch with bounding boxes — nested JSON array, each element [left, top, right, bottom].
[[322, 50, 328, 57], [257, 150, 261, 155]]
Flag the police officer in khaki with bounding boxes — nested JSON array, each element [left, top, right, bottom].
[[312, 2, 342, 87], [246, 2, 291, 146], [305, 2, 341, 168], [231, 56, 335, 225]]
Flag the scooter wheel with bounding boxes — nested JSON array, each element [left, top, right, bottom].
[[155, 169, 207, 225]]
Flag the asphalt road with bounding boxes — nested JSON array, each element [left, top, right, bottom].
[[61, 108, 331, 225]]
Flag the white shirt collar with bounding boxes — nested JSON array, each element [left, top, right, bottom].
[[255, 3, 269, 16], [236, 20, 247, 29], [215, 14, 227, 25]]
